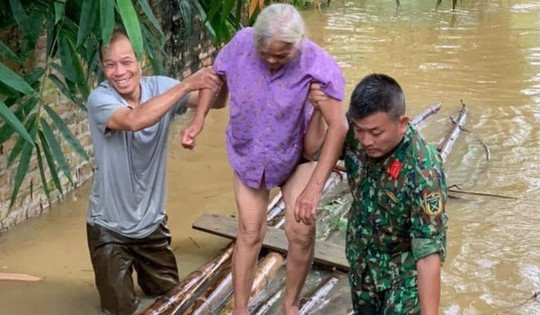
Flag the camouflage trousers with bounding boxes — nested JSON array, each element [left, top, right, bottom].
[[348, 268, 420, 315]]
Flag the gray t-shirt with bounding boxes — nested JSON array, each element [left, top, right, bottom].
[[86, 76, 188, 238]]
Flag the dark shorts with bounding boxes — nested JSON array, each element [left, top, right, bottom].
[[87, 221, 179, 315]]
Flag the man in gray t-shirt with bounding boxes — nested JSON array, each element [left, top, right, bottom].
[[86, 29, 224, 314]]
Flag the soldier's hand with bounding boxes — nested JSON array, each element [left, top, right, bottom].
[[294, 184, 321, 225], [308, 82, 328, 110], [180, 121, 203, 150], [184, 67, 221, 93]]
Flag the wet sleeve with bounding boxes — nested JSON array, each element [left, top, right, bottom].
[[86, 90, 123, 134], [409, 165, 448, 262], [309, 52, 345, 101]]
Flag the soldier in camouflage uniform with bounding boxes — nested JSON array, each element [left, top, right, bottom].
[[309, 74, 447, 314]]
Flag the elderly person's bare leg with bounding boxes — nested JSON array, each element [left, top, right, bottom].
[[282, 162, 318, 315], [232, 174, 269, 315]]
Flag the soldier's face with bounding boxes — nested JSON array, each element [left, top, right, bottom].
[[101, 35, 142, 100], [352, 111, 409, 158]]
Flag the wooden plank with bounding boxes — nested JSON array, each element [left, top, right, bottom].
[[192, 214, 349, 272]]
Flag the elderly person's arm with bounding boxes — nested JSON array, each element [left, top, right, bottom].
[[181, 77, 228, 149], [295, 86, 348, 224]]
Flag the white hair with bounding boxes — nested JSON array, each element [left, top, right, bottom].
[[253, 4, 306, 48]]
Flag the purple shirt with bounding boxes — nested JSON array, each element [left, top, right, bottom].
[[214, 27, 345, 189]]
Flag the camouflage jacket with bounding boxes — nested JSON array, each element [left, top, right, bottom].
[[344, 124, 447, 292]]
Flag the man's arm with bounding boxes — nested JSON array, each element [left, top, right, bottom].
[[106, 68, 220, 132], [295, 95, 348, 224], [181, 77, 227, 149], [417, 253, 441, 315]]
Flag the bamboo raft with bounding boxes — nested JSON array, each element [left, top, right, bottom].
[[143, 102, 468, 315]]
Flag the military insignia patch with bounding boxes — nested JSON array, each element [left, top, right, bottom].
[[422, 192, 443, 216]]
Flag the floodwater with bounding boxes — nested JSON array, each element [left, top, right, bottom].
[[1, 0, 540, 314]]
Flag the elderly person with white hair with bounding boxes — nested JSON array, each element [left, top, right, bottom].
[[181, 4, 348, 314]]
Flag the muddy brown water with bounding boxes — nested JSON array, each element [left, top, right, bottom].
[[1, 0, 540, 314]]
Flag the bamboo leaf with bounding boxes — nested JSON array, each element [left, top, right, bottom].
[[0, 98, 34, 144], [0, 98, 39, 147], [62, 33, 90, 100], [44, 105, 89, 161], [0, 39, 23, 63], [189, 0, 216, 42], [116, 0, 144, 60], [141, 22, 164, 74], [8, 0, 29, 33], [9, 139, 34, 209], [100, 0, 115, 47], [19, 10, 43, 59], [50, 62, 74, 83], [49, 73, 86, 110], [76, 0, 98, 48], [0, 81, 20, 98], [8, 134, 25, 166], [177, 0, 194, 37], [7, 112, 36, 166], [0, 62, 37, 96], [15, 97, 39, 119], [222, 0, 236, 24], [35, 145, 51, 203], [48, 73, 79, 108], [65, 80, 86, 110], [136, 0, 164, 38], [38, 130, 64, 196], [45, 15, 56, 57], [58, 33, 78, 83], [54, 0, 66, 24], [40, 118, 74, 185], [24, 67, 45, 87], [205, 3, 222, 24]]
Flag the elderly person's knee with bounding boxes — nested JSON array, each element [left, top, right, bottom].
[[237, 223, 265, 247], [285, 222, 315, 248]]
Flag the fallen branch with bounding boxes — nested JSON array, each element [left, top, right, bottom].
[[410, 102, 442, 127], [438, 101, 468, 162], [448, 188, 517, 200]]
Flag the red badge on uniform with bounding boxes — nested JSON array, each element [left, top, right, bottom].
[[388, 159, 402, 179]]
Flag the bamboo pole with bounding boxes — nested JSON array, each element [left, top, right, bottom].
[[299, 275, 339, 314], [191, 173, 344, 314], [220, 252, 286, 313], [186, 272, 233, 315], [410, 102, 442, 127], [141, 247, 233, 315], [142, 194, 285, 315], [251, 287, 284, 315], [438, 102, 468, 162]]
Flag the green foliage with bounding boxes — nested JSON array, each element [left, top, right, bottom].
[[0, 0, 165, 207]]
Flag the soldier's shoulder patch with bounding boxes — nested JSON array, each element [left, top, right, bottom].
[[422, 192, 443, 216]]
